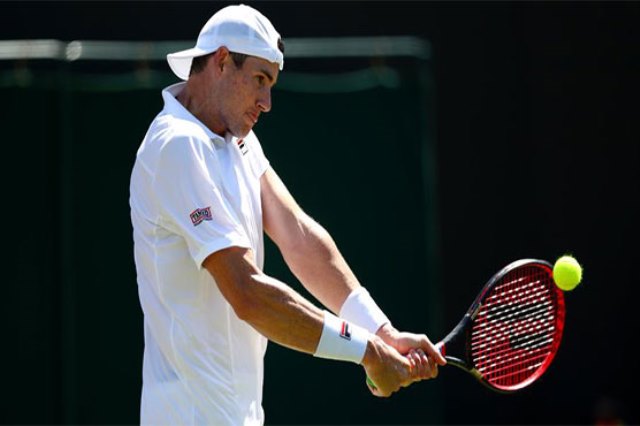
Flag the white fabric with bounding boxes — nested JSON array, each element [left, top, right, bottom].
[[167, 4, 284, 80], [339, 287, 390, 334], [313, 311, 368, 364], [130, 82, 270, 425]]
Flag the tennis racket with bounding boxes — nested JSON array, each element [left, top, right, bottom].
[[368, 258, 565, 393], [437, 258, 565, 392]]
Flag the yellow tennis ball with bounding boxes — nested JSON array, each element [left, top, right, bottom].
[[553, 255, 583, 291]]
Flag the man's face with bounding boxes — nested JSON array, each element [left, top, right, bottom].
[[216, 54, 279, 139]]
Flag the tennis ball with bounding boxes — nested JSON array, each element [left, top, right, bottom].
[[552, 255, 583, 291]]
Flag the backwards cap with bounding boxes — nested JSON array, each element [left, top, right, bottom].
[[167, 4, 284, 80]]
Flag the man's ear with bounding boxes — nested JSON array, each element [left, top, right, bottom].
[[212, 47, 231, 73]]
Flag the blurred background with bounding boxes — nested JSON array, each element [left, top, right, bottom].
[[1, 1, 638, 425]]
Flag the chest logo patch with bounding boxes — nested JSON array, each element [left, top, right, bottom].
[[237, 138, 249, 155], [190, 207, 212, 226]]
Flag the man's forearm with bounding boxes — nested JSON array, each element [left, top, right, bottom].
[[205, 246, 325, 353], [278, 213, 361, 314]]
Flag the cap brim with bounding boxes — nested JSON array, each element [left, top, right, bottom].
[[167, 47, 212, 80]]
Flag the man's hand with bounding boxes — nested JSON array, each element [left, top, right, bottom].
[[361, 335, 414, 397], [376, 323, 446, 380]]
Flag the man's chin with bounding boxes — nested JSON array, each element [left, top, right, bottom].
[[231, 127, 252, 140]]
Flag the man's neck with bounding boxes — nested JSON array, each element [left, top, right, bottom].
[[176, 82, 225, 136]]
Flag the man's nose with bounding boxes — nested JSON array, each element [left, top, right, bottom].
[[257, 88, 271, 113]]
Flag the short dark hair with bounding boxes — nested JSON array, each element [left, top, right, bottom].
[[189, 52, 213, 75], [189, 51, 250, 76]]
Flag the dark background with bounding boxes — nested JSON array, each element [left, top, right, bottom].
[[2, 1, 638, 425]]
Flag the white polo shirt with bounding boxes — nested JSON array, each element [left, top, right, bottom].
[[130, 82, 270, 425]]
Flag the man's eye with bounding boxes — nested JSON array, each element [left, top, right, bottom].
[[256, 76, 265, 85]]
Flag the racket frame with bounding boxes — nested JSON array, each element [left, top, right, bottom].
[[439, 259, 565, 393]]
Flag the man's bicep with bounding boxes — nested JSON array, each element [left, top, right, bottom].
[[203, 246, 254, 281], [203, 246, 260, 317]]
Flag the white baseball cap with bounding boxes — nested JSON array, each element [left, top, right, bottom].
[[167, 4, 284, 80]]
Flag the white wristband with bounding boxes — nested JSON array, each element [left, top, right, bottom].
[[313, 311, 368, 364], [339, 287, 390, 333]]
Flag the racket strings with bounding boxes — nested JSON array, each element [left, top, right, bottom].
[[481, 354, 550, 382], [471, 301, 554, 346], [478, 291, 554, 325], [470, 266, 560, 388], [472, 341, 554, 367], [474, 301, 555, 359], [472, 320, 555, 355]]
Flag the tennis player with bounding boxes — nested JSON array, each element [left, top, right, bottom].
[[129, 4, 446, 425]]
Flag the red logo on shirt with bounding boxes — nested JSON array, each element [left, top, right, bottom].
[[237, 138, 248, 155], [190, 207, 212, 226]]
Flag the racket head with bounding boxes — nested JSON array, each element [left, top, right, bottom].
[[441, 259, 565, 393]]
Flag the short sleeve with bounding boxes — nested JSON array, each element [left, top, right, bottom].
[[153, 136, 251, 267]]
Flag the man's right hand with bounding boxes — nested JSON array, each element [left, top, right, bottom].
[[361, 335, 416, 397]]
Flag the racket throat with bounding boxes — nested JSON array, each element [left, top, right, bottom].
[[440, 313, 473, 370]]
